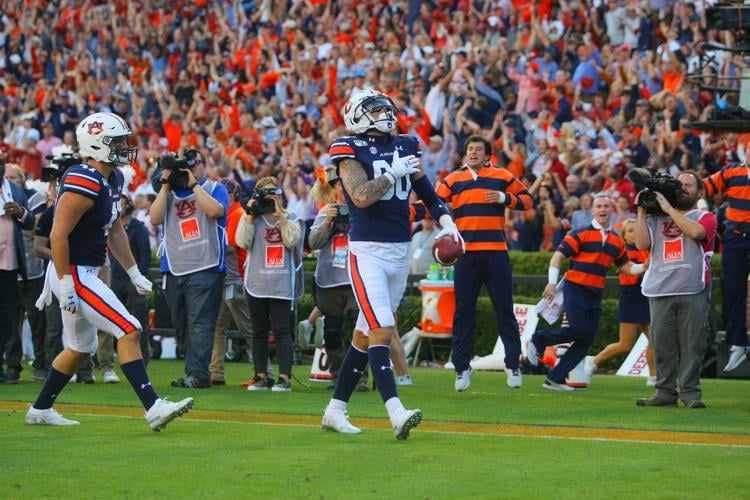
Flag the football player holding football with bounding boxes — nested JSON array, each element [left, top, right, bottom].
[[321, 90, 462, 440]]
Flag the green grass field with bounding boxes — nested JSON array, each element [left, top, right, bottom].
[[1, 360, 749, 499]]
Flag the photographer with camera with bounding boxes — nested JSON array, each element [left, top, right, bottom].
[[634, 171, 717, 408], [235, 176, 305, 392], [150, 148, 228, 389], [307, 168, 357, 383], [208, 179, 256, 386]]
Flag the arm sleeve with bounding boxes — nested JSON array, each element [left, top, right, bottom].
[[281, 215, 303, 249], [60, 170, 102, 200], [698, 212, 718, 248], [503, 175, 533, 210], [235, 215, 255, 250], [211, 183, 230, 222], [329, 138, 356, 163], [308, 209, 333, 250], [19, 203, 35, 231], [557, 231, 580, 257], [435, 178, 452, 203], [614, 239, 629, 267], [412, 175, 450, 221], [703, 170, 724, 198], [226, 209, 242, 248]]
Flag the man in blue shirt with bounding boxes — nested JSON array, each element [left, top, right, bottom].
[[150, 151, 228, 388]]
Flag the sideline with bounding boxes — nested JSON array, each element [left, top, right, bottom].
[[3, 401, 750, 447]]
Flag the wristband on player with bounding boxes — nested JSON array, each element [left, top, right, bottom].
[[496, 191, 506, 204], [384, 172, 397, 186], [629, 263, 645, 275], [126, 265, 142, 282], [547, 266, 560, 285]]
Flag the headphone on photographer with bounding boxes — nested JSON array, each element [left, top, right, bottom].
[[121, 193, 135, 216]]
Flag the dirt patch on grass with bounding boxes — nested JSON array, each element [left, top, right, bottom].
[[4, 401, 749, 447]]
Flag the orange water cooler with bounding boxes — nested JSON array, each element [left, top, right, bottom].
[[413, 279, 455, 365]]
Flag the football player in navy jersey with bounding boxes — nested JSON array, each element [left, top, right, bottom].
[[26, 112, 193, 431], [321, 90, 463, 440]]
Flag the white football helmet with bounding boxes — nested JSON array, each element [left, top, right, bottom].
[[343, 89, 398, 135], [76, 112, 138, 165]]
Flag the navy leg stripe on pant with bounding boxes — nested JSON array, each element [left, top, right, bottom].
[[451, 251, 520, 372], [721, 231, 750, 346], [532, 281, 602, 383]]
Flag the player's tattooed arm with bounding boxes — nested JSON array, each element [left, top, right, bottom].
[[339, 158, 393, 208]]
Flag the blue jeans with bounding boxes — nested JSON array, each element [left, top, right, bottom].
[[532, 281, 602, 384], [165, 271, 224, 383], [451, 251, 521, 372], [721, 230, 750, 346]]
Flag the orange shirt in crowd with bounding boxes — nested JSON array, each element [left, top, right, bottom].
[[163, 119, 182, 151], [662, 71, 683, 95]]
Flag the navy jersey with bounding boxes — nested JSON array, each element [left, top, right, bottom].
[[57, 164, 123, 266], [329, 134, 422, 242]]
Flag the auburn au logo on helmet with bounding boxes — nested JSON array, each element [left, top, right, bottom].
[[87, 121, 104, 135]]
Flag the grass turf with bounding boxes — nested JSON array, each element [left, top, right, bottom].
[[1, 359, 749, 498]]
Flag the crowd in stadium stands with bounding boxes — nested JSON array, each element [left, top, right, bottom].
[[1, 0, 737, 246], [1, 1, 748, 388]]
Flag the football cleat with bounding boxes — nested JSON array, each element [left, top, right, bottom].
[[145, 397, 193, 431]]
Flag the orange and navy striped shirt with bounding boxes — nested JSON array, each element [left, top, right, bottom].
[[704, 163, 750, 232], [558, 225, 628, 292], [619, 244, 648, 288], [436, 166, 532, 251]]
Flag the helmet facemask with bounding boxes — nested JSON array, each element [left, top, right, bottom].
[[105, 134, 138, 165], [356, 95, 397, 133]]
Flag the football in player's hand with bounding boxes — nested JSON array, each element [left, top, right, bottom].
[[432, 235, 464, 266]]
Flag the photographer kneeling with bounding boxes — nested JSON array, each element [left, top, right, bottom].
[[633, 170, 717, 408], [150, 149, 228, 389], [307, 168, 357, 382], [236, 176, 304, 392]]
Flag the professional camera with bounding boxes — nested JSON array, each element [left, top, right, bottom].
[[246, 187, 283, 216], [332, 203, 350, 233], [42, 152, 81, 182], [161, 148, 201, 190], [628, 167, 683, 215]]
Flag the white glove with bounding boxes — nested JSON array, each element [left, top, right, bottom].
[[437, 215, 466, 252], [59, 275, 78, 314], [386, 150, 420, 184], [127, 265, 153, 295]]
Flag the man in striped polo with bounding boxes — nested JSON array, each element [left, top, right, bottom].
[[437, 135, 533, 391], [527, 194, 645, 391], [704, 155, 750, 371]]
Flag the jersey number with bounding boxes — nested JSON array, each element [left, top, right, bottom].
[[373, 160, 410, 201]]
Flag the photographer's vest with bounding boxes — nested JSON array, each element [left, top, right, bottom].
[[244, 214, 305, 300], [163, 180, 224, 276], [641, 209, 712, 297], [310, 210, 350, 288]]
